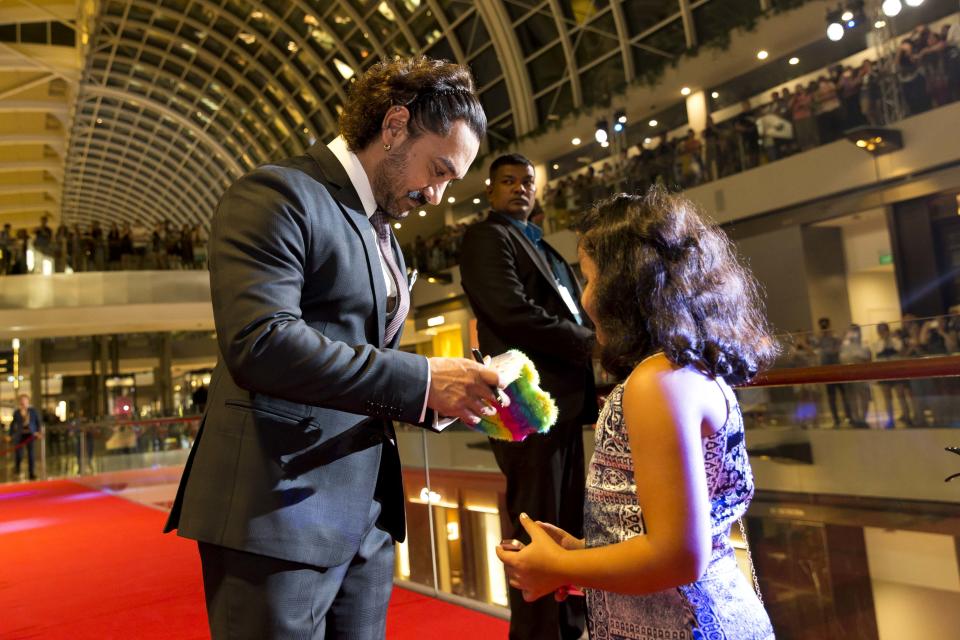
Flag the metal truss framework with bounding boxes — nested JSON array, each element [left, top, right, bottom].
[[60, 0, 733, 227]]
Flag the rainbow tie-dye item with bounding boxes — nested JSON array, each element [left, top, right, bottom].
[[472, 350, 558, 442]]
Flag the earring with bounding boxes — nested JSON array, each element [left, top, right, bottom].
[[383, 144, 391, 152]]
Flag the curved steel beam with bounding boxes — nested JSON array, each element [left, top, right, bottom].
[[474, 0, 537, 135], [79, 85, 243, 176], [424, 0, 468, 64], [86, 48, 272, 164], [544, 0, 583, 108], [63, 179, 197, 227], [609, 0, 636, 82], [99, 5, 331, 147], [68, 117, 228, 215], [64, 138, 219, 219]]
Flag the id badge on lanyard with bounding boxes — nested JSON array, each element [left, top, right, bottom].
[[556, 282, 583, 325]]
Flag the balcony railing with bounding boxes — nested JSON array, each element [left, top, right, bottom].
[[4, 353, 958, 637]]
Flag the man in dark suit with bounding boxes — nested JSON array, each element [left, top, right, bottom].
[[164, 57, 502, 639], [459, 155, 597, 640]]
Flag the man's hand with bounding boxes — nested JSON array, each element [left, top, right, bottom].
[[427, 357, 505, 425]]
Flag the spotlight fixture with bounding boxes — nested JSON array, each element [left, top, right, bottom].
[[613, 109, 626, 132], [680, 86, 691, 96], [648, 119, 658, 127], [711, 91, 719, 99], [552, 163, 559, 170], [874, 19, 886, 28], [447, 196, 456, 204], [594, 119, 608, 144], [789, 57, 800, 65], [827, 21, 844, 41], [841, 10, 853, 20], [418, 210, 427, 217], [600, 141, 610, 148], [472, 198, 481, 204], [643, 137, 652, 144], [757, 50, 769, 60], [571, 137, 581, 145], [904, 0, 922, 6], [881, 0, 901, 16], [845, 126, 902, 156], [393, 222, 402, 229]]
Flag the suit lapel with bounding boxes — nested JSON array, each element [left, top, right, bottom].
[[305, 143, 387, 346], [492, 213, 564, 299]]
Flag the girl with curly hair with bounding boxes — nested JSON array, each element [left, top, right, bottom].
[[498, 188, 777, 639]]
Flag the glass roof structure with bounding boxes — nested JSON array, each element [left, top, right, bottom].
[[58, 0, 779, 227]]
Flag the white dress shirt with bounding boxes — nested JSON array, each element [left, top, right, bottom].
[[327, 136, 431, 422]]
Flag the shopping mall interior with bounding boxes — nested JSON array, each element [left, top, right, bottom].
[[1, 0, 960, 638]]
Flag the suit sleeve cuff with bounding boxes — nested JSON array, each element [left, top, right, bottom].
[[419, 356, 430, 423]]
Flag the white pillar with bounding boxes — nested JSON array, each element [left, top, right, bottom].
[[686, 90, 708, 134]]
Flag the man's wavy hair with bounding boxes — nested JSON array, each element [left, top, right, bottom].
[[339, 56, 486, 152], [574, 188, 778, 384]]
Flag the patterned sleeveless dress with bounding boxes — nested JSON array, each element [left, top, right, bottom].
[[584, 378, 774, 640]]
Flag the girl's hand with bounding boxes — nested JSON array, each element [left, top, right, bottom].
[[536, 521, 585, 551], [495, 513, 568, 602]]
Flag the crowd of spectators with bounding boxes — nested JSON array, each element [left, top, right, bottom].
[[762, 313, 960, 429], [0, 216, 208, 276], [546, 22, 960, 199]]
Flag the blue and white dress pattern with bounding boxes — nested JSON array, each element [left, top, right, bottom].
[[584, 380, 774, 640]]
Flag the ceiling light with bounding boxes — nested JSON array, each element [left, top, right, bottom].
[[418, 210, 426, 217], [484, 178, 490, 186], [447, 196, 455, 204], [600, 141, 609, 148], [789, 57, 799, 65], [827, 22, 844, 41], [251, 10, 264, 19], [333, 58, 355, 80], [711, 91, 719, 99], [552, 163, 559, 170], [757, 50, 769, 60], [648, 119, 658, 127], [881, 0, 902, 16], [904, 0, 923, 6], [644, 137, 651, 144], [393, 222, 402, 229], [874, 19, 886, 28], [238, 32, 256, 45], [571, 137, 581, 145], [680, 86, 691, 96], [617, 114, 627, 124], [472, 197, 481, 204], [841, 10, 854, 20], [594, 119, 608, 144], [287, 41, 298, 52]]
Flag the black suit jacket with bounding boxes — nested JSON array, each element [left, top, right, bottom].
[[459, 212, 597, 425], [164, 143, 431, 568]]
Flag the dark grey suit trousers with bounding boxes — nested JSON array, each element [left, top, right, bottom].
[[198, 501, 394, 639]]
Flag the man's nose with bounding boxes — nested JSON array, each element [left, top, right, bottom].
[[425, 183, 447, 206]]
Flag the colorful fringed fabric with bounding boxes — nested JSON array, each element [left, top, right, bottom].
[[472, 350, 557, 442]]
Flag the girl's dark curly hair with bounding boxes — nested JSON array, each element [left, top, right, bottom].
[[339, 56, 486, 152], [574, 187, 778, 384]]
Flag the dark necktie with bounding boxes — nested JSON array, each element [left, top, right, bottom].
[[371, 210, 409, 345]]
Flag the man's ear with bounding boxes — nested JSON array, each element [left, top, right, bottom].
[[381, 105, 410, 149]]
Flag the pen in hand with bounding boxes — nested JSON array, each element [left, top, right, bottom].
[[472, 348, 504, 406]]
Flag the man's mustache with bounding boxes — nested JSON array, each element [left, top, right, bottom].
[[407, 191, 427, 206]]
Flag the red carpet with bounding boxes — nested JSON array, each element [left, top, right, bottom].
[[0, 479, 508, 639]]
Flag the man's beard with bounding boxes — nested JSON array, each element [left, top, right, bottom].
[[371, 143, 426, 220]]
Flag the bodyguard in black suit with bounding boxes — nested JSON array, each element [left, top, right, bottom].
[[459, 155, 597, 640], [164, 57, 502, 639]]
